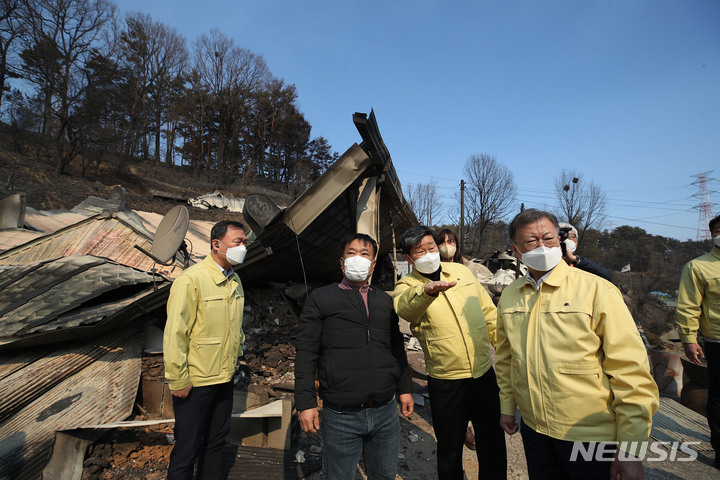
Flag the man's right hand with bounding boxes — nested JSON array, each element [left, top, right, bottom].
[[423, 280, 457, 296], [171, 383, 193, 398], [500, 413, 518, 435], [683, 342, 705, 366], [298, 407, 321, 433]]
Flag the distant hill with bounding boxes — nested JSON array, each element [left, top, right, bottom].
[[0, 122, 294, 221]]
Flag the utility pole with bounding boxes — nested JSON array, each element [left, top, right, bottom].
[[459, 180, 465, 253]]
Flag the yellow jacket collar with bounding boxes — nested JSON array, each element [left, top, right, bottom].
[[202, 255, 234, 285], [522, 259, 569, 289]]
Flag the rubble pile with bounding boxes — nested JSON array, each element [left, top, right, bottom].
[[241, 285, 303, 388], [81, 428, 173, 480]]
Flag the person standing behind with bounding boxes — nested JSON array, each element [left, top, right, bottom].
[[676, 214, 720, 469], [558, 222, 612, 281], [435, 227, 493, 283], [497, 209, 658, 480], [163, 220, 248, 480], [393, 225, 506, 480], [295, 233, 414, 479]]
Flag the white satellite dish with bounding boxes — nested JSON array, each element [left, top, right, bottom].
[[135, 205, 190, 267]]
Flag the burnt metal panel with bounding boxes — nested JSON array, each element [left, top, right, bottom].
[[0, 255, 169, 348], [0, 328, 142, 480], [0, 214, 184, 277]]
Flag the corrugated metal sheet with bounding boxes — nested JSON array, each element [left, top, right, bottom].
[[651, 396, 713, 453], [0, 255, 170, 347], [0, 228, 44, 253], [0, 328, 142, 480], [0, 214, 183, 277], [223, 445, 308, 479]]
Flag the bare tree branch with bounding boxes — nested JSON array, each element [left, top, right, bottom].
[[461, 153, 517, 255], [554, 169, 607, 239], [406, 180, 441, 226]]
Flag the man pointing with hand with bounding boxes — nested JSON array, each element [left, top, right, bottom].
[[393, 226, 506, 480]]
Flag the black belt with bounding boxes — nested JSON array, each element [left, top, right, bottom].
[[323, 396, 394, 411]]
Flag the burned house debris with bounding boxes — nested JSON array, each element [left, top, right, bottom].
[[0, 111, 418, 479]]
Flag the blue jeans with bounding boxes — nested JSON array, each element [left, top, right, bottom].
[[320, 397, 400, 480]]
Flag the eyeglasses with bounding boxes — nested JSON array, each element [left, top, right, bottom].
[[522, 235, 559, 250]]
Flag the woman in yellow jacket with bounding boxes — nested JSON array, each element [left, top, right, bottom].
[[393, 225, 506, 480]]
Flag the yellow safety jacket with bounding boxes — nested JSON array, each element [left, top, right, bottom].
[[164, 255, 245, 390], [676, 247, 720, 342], [496, 260, 658, 453], [392, 261, 497, 380]]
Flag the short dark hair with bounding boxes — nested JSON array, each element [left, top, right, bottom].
[[210, 220, 246, 245], [399, 225, 435, 255], [710, 214, 720, 233], [434, 228, 463, 263], [340, 233, 378, 257], [508, 209, 559, 244]]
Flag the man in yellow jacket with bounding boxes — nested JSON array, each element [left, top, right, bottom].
[[393, 226, 506, 480], [676, 214, 720, 469], [497, 209, 658, 480], [164, 220, 247, 480]]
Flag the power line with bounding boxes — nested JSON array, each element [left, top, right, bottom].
[[605, 215, 696, 231]]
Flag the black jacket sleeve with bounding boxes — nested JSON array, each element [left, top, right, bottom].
[[389, 309, 413, 396], [577, 257, 612, 282], [294, 290, 323, 411]]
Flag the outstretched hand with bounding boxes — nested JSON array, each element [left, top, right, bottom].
[[424, 280, 457, 296]]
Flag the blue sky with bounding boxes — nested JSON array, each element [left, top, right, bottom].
[[120, 0, 720, 241]]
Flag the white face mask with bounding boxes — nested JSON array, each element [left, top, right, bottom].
[[520, 246, 563, 272], [563, 238, 577, 254], [343, 255, 372, 282], [219, 241, 247, 265], [439, 244, 456, 260], [413, 251, 441, 274], [714, 235, 720, 248]]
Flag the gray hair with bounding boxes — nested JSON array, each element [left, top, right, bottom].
[[508, 209, 559, 244], [398, 225, 435, 255]]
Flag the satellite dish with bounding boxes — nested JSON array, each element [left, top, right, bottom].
[[243, 194, 281, 235], [134, 205, 190, 267]]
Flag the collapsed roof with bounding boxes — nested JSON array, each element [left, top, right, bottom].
[[0, 255, 170, 349], [238, 111, 417, 284]]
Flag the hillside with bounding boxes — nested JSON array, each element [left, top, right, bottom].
[[0, 123, 294, 221]]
